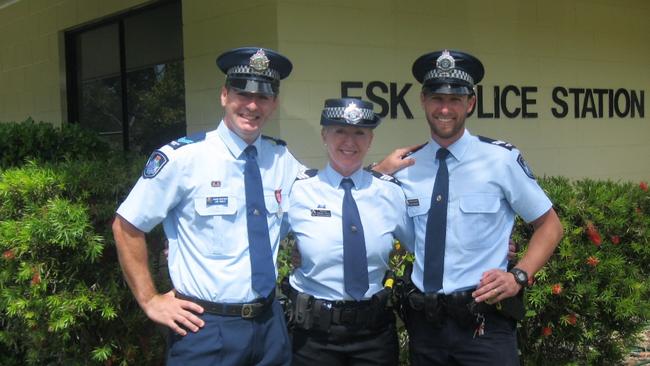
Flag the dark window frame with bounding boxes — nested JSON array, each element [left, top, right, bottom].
[[64, 0, 183, 151]]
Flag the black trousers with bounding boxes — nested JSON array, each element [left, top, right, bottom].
[[291, 319, 398, 366], [406, 305, 519, 366]]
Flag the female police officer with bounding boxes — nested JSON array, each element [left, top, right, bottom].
[[284, 98, 414, 366]]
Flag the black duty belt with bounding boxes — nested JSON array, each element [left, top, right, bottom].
[[287, 286, 390, 330], [176, 291, 275, 319], [409, 288, 496, 312]]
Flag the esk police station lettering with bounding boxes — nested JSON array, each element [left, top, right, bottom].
[[341, 81, 645, 119]]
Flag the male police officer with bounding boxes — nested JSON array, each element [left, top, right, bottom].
[[112, 47, 303, 365], [376, 50, 563, 365]]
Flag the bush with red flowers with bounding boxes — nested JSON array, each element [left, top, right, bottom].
[[515, 177, 650, 365]]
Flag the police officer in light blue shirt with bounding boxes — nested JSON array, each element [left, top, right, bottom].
[[112, 47, 304, 366], [285, 98, 414, 366], [374, 50, 563, 365]]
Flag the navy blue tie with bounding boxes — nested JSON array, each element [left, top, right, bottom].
[[423, 148, 450, 293], [243, 145, 275, 297], [341, 178, 369, 301]]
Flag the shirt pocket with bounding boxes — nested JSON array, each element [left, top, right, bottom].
[[264, 192, 288, 231], [406, 196, 431, 218], [406, 196, 431, 233], [194, 194, 239, 256], [458, 194, 501, 248]]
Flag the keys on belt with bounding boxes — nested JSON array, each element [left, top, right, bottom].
[[407, 289, 495, 330]]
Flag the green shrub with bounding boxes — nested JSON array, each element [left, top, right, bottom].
[[517, 177, 650, 365], [0, 118, 111, 169], [0, 157, 167, 365]]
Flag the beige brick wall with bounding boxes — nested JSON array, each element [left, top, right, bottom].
[[182, 0, 280, 134], [269, 0, 650, 180], [0, 0, 648, 181], [0, 0, 150, 125]]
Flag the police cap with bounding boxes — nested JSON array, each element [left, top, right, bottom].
[[216, 47, 292, 96], [412, 49, 484, 95], [320, 98, 381, 129]]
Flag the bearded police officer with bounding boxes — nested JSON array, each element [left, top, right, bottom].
[[375, 50, 563, 365], [112, 47, 304, 366]]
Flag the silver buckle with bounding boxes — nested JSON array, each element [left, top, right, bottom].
[[241, 303, 255, 319]]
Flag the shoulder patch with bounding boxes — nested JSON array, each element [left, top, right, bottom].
[[143, 150, 168, 179], [517, 154, 536, 179], [478, 136, 516, 151], [262, 135, 287, 146], [167, 132, 206, 150], [296, 169, 318, 180], [367, 169, 401, 186]]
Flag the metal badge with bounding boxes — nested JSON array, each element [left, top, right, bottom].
[[436, 50, 455, 76], [343, 102, 363, 124], [249, 49, 269, 72]]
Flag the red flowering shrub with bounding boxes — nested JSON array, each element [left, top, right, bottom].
[[585, 221, 602, 246], [551, 284, 562, 295], [515, 177, 650, 365], [586, 256, 600, 267], [566, 314, 577, 325], [2, 249, 15, 260]]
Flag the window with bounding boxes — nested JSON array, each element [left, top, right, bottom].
[[65, 0, 186, 153]]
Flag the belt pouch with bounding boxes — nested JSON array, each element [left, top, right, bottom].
[[313, 300, 332, 330], [369, 289, 390, 327], [294, 293, 314, 330], [424, 293, 442, 325]]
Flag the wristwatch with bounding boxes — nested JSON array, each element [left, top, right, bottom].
[[509, 267, 529, 287]]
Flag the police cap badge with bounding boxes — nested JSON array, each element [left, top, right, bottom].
[[412, 49, 484, 95], [320, 98, 381, 129]]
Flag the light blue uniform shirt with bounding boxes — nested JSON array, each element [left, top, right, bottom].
[[394, 129, 552, 294], [117, 122, 305, 302], [288, 164, 414, 301]]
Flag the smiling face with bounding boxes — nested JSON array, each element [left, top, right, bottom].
[[321, 125, 374, 177], [220, 86, 278, 144], [420, 92, 476, 147]]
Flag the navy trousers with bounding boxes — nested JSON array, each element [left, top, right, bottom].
[[167, 300, 291, 366], [406, 306, 519, 366]]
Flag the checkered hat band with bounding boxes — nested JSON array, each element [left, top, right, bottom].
[[323, 107, 376, 121], [424, 69, 474, 85], [227, 65, 280, 80]]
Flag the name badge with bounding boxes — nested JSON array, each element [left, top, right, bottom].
[[407, 198, 420, 207], [206, 196, 228, 206], [311, 209, 331, 217]]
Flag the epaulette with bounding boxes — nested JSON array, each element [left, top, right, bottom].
[[295, 169, 318, 180], [403, 142, 428, 158], [262, 135, 287, 146], [478, 136, 516, 151], [367, 169, 401, 186], [167, 131, 206, 150]]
